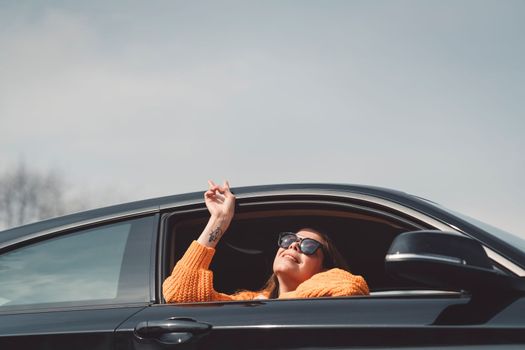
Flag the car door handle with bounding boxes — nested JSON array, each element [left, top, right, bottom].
[[134, 318, 211, 345]]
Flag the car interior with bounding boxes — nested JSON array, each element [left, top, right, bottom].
[[162, 199, 442, 299]]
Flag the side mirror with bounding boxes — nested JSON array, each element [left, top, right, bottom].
[[385, 230, 524, 294]]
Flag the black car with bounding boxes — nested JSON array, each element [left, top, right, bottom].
[[1, 183, 524, 349]]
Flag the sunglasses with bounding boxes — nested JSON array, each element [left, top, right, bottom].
[[278, 232, 324, 256]]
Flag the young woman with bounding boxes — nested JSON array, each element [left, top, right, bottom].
[[163, 181, 369, 303]]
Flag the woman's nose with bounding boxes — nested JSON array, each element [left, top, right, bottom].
[[288, 241, 300, 251]]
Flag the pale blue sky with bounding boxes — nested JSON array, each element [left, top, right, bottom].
[[1, 1, 524, 236]]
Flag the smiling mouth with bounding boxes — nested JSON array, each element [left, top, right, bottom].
[[283, 254, 299, 263]]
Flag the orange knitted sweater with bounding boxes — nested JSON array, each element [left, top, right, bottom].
[[163, 241, 369, 303]]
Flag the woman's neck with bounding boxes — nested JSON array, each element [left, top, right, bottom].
[[277, 276, 300, 295]]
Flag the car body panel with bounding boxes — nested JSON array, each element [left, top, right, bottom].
[[116, 295, 525, 349], [0, 306, 146, 350]]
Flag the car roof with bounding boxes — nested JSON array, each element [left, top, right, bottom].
[[0, 183, 413, 244]]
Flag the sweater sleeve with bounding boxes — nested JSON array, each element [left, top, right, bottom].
[[279, 268, 369, 299], [162, 241, 262, 303]]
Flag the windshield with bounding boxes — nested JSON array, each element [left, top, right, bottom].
[[452, 212, 525, 254], [414, 196, 525, 254]]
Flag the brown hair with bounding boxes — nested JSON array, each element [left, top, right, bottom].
[[261, 227, 350, 299]]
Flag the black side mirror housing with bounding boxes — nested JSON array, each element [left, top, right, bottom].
[[385, 230, 524, 294]]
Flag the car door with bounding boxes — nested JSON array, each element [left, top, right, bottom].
[[115, 292, 525, 349], [0, 214, 157, 350]]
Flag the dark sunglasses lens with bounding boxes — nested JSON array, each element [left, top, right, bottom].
[[300, 239, 320, 255], [279, 233, 297, 248]]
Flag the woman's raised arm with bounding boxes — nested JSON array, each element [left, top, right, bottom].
[[163, 180, 236, 303], [197, 180, 235, 248]]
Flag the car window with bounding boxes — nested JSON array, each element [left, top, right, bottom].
[[163, 204, 424, 301], [0, 215, 154, 310]]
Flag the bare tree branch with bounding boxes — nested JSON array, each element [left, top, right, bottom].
[[0, 161, 69, 229]]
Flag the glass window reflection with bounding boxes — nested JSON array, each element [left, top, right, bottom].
[[0, 218, 149, 309]]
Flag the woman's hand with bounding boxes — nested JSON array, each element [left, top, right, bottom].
[[198, 180, 236, 248], [204, 180, 235, 220]]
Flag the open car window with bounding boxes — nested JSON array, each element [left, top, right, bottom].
[[162, 199, 442, 300]]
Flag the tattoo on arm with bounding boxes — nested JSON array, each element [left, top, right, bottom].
[[208, 226, 223, 243]]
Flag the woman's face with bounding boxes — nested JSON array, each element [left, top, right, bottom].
[[273, 229, 325, 287]]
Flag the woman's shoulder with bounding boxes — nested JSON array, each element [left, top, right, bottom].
[[314, 268, 359, 280], [299, 268, 370, 296]]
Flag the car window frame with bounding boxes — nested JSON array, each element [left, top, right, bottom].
[[156, 194, 455, 304]]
